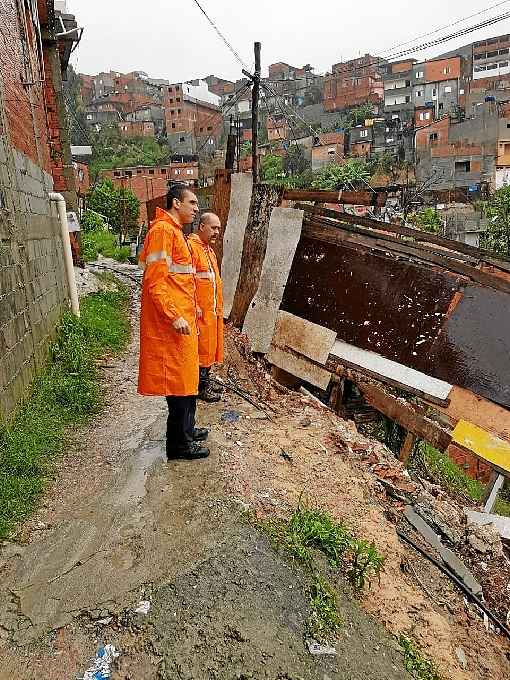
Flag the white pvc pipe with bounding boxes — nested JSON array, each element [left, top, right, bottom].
[[49, 192, 80, 317]]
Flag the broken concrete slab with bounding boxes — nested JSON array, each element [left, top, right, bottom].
[[271, 311, 337, 365], [465, 509, 510, 541], [404, 506, 483, 597], [242, 207, 303, 354], [267, 346, 332, 391], [222, 172, 253, 319]]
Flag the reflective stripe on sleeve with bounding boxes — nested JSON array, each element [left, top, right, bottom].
[[195, 271, 215, 280], [145, 249, 194, 274], [146, 249, 167, 264]]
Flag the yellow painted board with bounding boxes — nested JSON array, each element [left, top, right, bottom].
[[452, 419, 510, 474]]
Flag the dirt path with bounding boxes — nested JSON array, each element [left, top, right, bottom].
[[0, 275, 508, 679]]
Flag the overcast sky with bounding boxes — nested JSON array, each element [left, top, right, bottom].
[[68, 0, 510, 81]]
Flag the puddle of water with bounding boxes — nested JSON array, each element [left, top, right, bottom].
[[114, 441, 165, 506]]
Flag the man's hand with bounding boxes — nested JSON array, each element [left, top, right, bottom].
[[172, 316, 191, 335], [196, 305, 203, 319]]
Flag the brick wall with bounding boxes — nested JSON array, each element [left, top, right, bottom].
[[0, 0, 75, 419]]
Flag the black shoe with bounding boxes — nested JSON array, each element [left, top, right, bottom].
[[193, 427, 209, 442], [198, 386, 221, 403], [167, 443, 210, 460]]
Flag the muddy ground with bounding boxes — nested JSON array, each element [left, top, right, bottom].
[[0, 268, 508, 679]]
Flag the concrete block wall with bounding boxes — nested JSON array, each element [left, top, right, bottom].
[[0, 140, 68, 419]]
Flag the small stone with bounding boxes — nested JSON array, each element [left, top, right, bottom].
[[456, 647, 467, 669], [300, 417, 312, 428]]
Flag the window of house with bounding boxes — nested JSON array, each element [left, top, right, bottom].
[[444, 86, 452, 93], [415, 71, 424, 78], [168, 87, 173, 93], [474, 53, 486, 60], [460, 88, 465, 95], [386, 137, 394, 143], [176, 97, 181, 103], [439, 103, 444, 111], [416, 90, 424, 97], [360, 130, 368, 138], [177, 108, 181, 114], [161, 168, 167, 174], [500, 48, 509, 56], [405, 96, 411, 103], [186, 169, 193, 175], [170, 110, 175, 116], [86, 114, 93, 120], [199, 127, 204, 133], [455, 160, 471, 173], [432, 88, 437, 97], [500, 62, 509, 68], [487, 50, 498, 58], [114, 171, 121, 177], [430, 132, 438, 141], [137, 169, 142, 174], [487, 63, 498, 70], [419, 112, 430, 121], [475, 66, 487, 72], [175, 169, 181, 175], [208, 139, 214, 145], [126, 171, 132, 177], [207, 126, 212, 131], [169, 98, 174, 104], [171, 123, 176, 129], [443, 67, 451, 75], [179, 136, 185, 143], [149, 169, 155, 175]]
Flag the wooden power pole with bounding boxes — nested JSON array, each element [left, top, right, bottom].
[[251, 42, 261, 184]]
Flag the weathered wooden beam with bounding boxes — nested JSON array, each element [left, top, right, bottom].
[[229, 183, 283, 327], [211, 169, 232, 270], [399, 431, 418, 464], [283, 189, 387, 207], [300, 203, 510, 267]]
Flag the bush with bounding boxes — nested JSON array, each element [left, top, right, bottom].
[[82, 229, 126, 262]]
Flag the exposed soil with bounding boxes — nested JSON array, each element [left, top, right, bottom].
[[0, 267, 508, 680]]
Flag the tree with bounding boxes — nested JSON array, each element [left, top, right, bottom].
[[407, 208, 442, 234], [240, 141, 252, 159], [63, 64, 89, 146], [312, 159, 371, 190], [480, 185, 510, 256], [283, 144, 310, 176], [260, 154, 284, 183], [86, 179, 139, 240], [343, 102, 375, 130]]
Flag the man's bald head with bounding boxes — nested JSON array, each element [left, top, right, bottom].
[[198, 212, 221, 245]]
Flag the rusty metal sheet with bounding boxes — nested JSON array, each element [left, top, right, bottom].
[[429, 285, 510, 409], [266, 346, 331, 390], [271, 311, 336, 365], [281, 236, 461, 373]]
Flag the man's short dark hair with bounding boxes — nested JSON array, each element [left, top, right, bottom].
[[166, 181, 189, 210]]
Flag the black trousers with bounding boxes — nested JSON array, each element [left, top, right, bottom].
[[199, 366, 211, 392], [165, 396, 197, 455]]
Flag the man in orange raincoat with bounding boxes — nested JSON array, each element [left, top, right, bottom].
[[138, 182, 209, 460], [188, 213, 224, 403]]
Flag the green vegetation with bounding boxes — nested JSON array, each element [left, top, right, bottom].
[[0, 287, 130, 539], [479, 185, 510, 256], [308, 574, 343, 641], [312, 159, 371, 190], [265, 504, 384, 641], [415, 442, 484, 502], [408, 207, 442, 234], [399, 635, 441, 680], [86, 179, 139, 238], [82, 228, 130, 263], [89, 124, 172, 179]]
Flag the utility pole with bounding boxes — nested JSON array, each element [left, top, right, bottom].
[[251, 42, 261, 184], [225, 114, 236, 171]]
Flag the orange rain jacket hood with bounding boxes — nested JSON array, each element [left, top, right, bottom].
[[138, 208, 199, 396], [188, 232, 224, 369]]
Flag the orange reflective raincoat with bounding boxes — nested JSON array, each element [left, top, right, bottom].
[[188, 233, 224, 368], [138, 208, 199, 396]]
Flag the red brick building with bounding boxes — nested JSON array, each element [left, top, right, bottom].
[[324, 54, 384, 112], [0, 0, 79, 416], [164, 82, 222, 155], [118, 120, 155, 138], [103, 162, 199, 224], [311, 132, 344, 170]]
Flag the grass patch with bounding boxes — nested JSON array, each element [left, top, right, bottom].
[[415, 443, 484, 502], [399, 635, 441, 680], [0, 286, 130, 539], [265, 504, 384, 641], [82, 229, 130, 263]]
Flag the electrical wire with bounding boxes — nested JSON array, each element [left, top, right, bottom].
[[195, 82, 252, 155], [189, 0, 249, 70]]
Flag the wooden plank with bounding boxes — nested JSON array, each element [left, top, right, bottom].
[[230, 183, 283, 327], [303, 221, 510, 296], [270, 310, 336, 364], [452, 419, 510, 475], [266, 346, 332, 390], [304, 214, 479, 264], [329, 339, 452, 404], [222, 172, 253, 319], [399, 431, 418, 464], [482, 473, 505, 513], [284, 189, 387, 207], [300, 203, 510, 267], [358, 381, 452, 451]]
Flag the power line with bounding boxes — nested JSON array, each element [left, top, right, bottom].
[[189, 0, 249, 70], [195, 82, 252, 155]]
